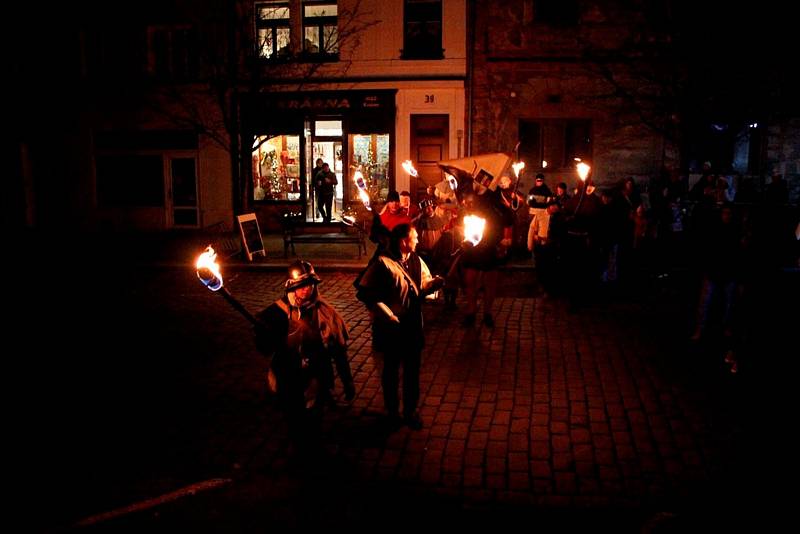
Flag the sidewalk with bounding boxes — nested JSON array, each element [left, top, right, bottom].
[[65, 229, 536, 271]]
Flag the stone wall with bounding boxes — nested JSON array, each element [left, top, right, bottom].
[[767, 118, 800, 204], [469, 0, 678, 190]]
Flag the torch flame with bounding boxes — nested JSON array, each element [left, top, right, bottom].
[[401, 160, 418, 177], [576, 162, 591, 182], [512, 161, 525, 178], [196, 246, 223, 291], [463, 215, 486, 246], [353, 170, 372, 211]]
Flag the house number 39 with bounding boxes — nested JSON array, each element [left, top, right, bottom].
[[425, 94, 435, 103]]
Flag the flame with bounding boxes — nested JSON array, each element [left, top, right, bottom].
[[576, 162, 591, 182], [512, 161, 525, 178], [542, 160, 548, 168], [401, 160, 418, 177], [196, 246, 223, 291], [353, 170, 372, 210], [463, 215, 486, 246]]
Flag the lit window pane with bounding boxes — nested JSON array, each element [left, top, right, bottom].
[[253, 135, 301, 201], [276, 28, 291, 56], [304, 27, 320, 52], [304, 4, 338, 17], [315, 120, 342, 136], [323, 25, 338, 52], [258, 29, 273, 58], [259, 6, 290, 20]]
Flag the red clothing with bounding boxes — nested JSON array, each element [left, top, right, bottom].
[[380, 210, 411, 231]]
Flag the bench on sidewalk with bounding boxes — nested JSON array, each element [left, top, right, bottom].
[[282, 213, 367, 258]]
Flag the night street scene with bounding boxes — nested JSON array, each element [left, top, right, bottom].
[[8, 1, 800, 532]]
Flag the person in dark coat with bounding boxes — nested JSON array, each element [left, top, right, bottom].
[[314, 163, 338, 222], [355, 224, 443, 430], [255, 260, 352, 455]]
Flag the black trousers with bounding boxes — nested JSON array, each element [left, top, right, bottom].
[[320, 194, 334, 222], [380, 347, 421, 417]]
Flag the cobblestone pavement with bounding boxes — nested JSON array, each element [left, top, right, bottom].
[[18, 262, 787, 533]]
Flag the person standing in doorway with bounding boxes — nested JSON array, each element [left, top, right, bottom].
[[312, 158, 325, 220], [315, 162, 337, 223]]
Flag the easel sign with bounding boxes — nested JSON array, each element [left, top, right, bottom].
[[237, 213, 266, 261]]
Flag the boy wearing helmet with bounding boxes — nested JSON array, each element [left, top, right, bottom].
[[255, 260, 353, 455]]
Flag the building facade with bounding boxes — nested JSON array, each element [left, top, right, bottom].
[[13, 0, 466, 232]]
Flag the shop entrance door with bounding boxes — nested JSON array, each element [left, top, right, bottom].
[[309, 140, 343, 222]]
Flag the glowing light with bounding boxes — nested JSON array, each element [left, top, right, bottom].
[[196, 246, 223, 291], [541, 160, 548, 168], [576, 162, 591, 182], [353, 170, 371, 211], [463, 215, 486, 246], [402, 160, 418, 177], [512, 161, 525, 178]]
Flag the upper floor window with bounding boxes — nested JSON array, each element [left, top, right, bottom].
[[256, 0, 291, 59], [147, 25, 198, 80], [402, 0, 443, 60], [303, 1, 339, 56]]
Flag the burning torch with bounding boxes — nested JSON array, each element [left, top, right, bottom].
[[574, 161, 591, 214], [445, 213, 487, 280], [353, 169, 371, 211], [196, 246, 260, 326], [401, 160, 418, 179], [511, 161, 525, 210]]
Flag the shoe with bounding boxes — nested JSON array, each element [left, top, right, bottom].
[[404, 413, 423, 430], [482, 313, 494, 328], [462, 313, 476, 327], [344, 382, 356, 401]]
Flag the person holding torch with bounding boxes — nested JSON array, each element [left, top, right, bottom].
[[254, 260, 353, 458], [563, 162, 603, 311], [355, 224, 444, 430]]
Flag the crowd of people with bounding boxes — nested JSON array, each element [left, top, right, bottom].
[[252, 164, 799, 459]]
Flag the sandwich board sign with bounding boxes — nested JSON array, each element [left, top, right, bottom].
[[237, 213, 266, 261]]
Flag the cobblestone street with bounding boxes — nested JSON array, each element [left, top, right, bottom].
[[18, 262, 785, 533]]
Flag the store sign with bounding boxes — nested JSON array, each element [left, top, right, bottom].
[[279, 98, 351, 110]]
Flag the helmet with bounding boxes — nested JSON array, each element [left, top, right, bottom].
[[285, 260, 321, 292]]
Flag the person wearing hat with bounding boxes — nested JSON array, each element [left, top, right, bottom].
[[254, 260, 353, 456], [379, 190, 412, 231], [527, 173, 554, 253]]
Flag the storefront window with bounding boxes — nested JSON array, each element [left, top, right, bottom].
[[252, 134, 301, 201], [349, 133, 390, 204]]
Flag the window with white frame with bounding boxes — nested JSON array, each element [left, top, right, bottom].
[[303, 1, 338, 56], [256, 0, 291, 59]]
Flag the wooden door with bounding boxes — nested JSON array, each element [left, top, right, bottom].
[[410, 114, 449, 200]]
